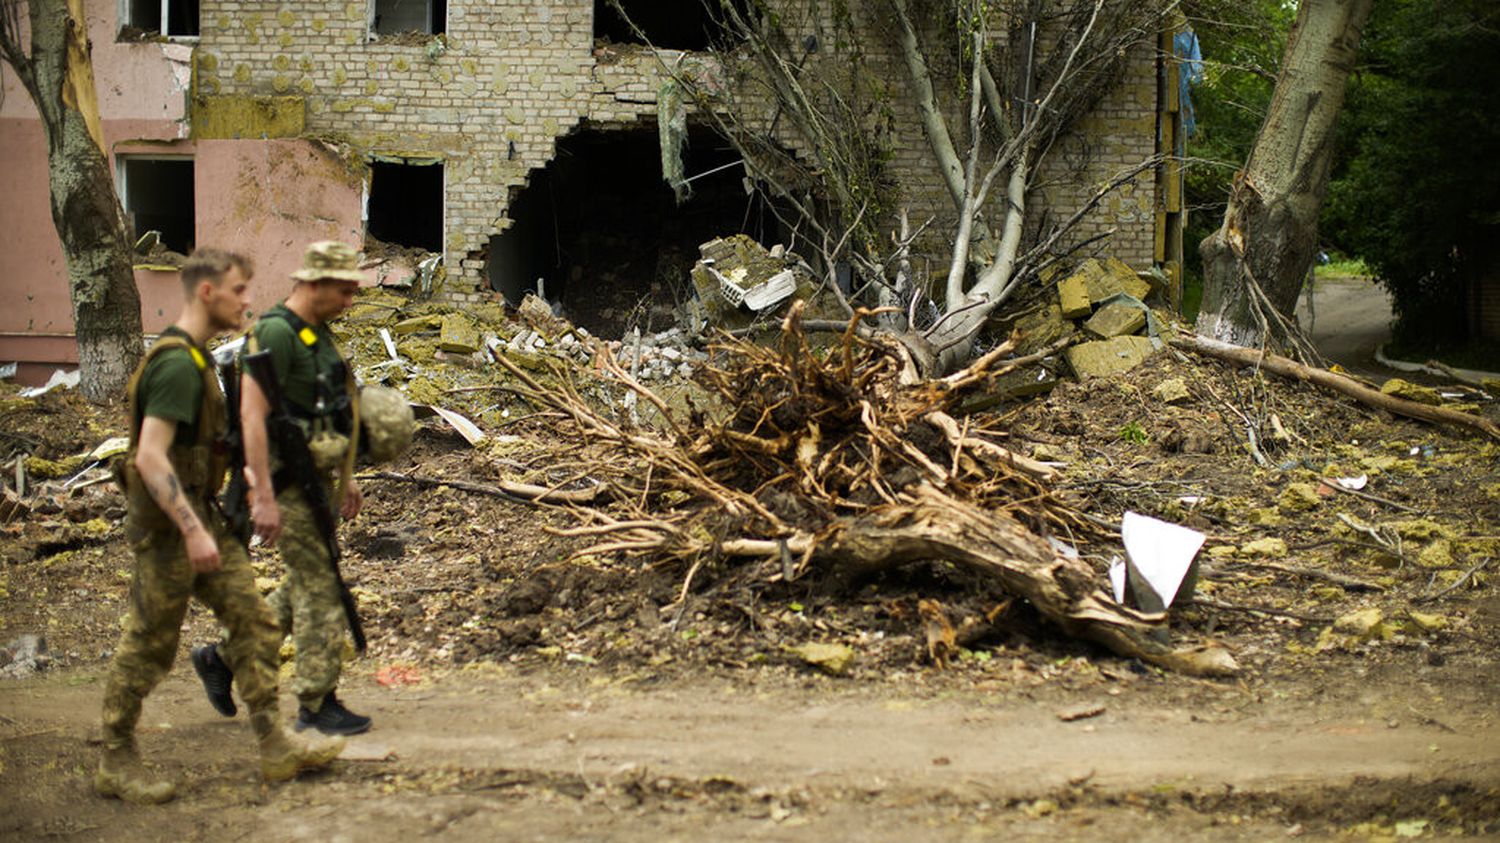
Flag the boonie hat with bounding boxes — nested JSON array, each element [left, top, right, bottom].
[[291, 240, 366, 283]]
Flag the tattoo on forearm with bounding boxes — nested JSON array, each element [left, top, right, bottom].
[[148, 471, 202, 535]]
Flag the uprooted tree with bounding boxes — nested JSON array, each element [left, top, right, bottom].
[[648, 0, 1168, 376], [1194, 0, 1374, 351], [0, 0, 143, 401], [495, 303, 1239, 677]]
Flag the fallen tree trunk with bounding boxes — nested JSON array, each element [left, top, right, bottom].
[[721, 484, 1239, 678], [1172, 334, 1500, 441]]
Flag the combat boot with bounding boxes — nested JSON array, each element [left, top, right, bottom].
[[258, 721, 345, 783], [295, 692, 372, 736], [190, 644, 236, 717], [94, 744, 176, 804]]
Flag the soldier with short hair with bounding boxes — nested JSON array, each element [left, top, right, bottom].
[[99, 249, 343, 805], [193, 241, 373, 736]]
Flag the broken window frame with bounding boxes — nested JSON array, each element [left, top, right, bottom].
[[115, 153, 196, 256], [363, 154, 446, 256], [366, 0, 447, 40], [119, 0, 200, 40]]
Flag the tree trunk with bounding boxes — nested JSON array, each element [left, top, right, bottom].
[[2, 0, 143, 401], [1196, 0, 1374, 348], [726, 485, 1240, 678]]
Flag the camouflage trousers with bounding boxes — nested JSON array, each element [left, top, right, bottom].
[[102, 502, 281, 750], [265, 484, 349, 712]]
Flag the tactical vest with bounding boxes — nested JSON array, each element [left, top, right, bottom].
[[116, 336, 229, 532], [250, 308, 362, 497]]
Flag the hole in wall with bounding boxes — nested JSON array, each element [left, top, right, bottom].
[[367, 160, 444, 253], [487, 122, 793, 337], [119, 157, 195, 254]]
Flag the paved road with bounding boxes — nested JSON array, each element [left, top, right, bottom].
[[1295, 273, 1393, 376]]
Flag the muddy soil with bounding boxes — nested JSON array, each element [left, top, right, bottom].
[[3, 327, 1499, 840]]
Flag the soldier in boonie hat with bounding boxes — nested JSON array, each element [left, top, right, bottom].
[[191, 239, 377, 738]]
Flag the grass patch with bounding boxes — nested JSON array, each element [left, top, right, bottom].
[[1315, 257, 1371, 279]]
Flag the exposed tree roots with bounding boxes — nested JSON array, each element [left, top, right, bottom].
[[495, 304, 1239, 677]]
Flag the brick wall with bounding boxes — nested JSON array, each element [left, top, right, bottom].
[[196, 1, 1165, 305]]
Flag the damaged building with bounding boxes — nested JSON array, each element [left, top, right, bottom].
[[0, 0, 1189, 380]]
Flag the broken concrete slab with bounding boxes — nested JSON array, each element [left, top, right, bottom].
[[689, 235, 832, 330], [373, 257, 417, 288], [1066, 258, 1152, 305], [1056, 273, 1091, 319], [438, 316, 481, 354], [1083, 301, 1147, 339], [392, 314, 442, 335], [1064, 335, 1157, 378]]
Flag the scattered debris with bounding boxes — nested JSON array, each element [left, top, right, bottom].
[[374, 663, 424, 688], [1055, 702, 1106, 722], [1118, 512, 1206, 613], [1, 634, 50, 678], [1152, 378, 1191, 404], [787, 642, 855, 676], [18, 369, 79, 398]]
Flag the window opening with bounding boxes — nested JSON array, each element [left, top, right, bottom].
[[123, 0, 199, 38], [371, 0, 446, 36], [366, 160, 444, 253], [593, 0, 742, 51], [118, 156, 195, 255]]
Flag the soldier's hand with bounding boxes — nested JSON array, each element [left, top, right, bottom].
[[186, 528, 221, 573], [341, 479, 363, 521], [251, 489, 283, 544]]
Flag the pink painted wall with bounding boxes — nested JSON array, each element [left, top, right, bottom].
[[193, 139, 366, 314], [0, 2, 365, 384], [0, 0, 192, 125]]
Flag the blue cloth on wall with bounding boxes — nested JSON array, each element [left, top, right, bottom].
[[1174, 28, 1204, 138]]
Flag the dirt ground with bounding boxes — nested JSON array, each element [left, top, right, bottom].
[[3, 301, 1499, 841]]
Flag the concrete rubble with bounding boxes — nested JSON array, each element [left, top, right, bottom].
[[0, 634, 50, 679], [1040, 257, 1170, 380]]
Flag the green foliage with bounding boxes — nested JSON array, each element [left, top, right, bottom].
[[1117, 421, 1148, 445], [1322, 0, 1500, 347], [1314, 256, 1370, 279], [1181, 0, 1294, 284]]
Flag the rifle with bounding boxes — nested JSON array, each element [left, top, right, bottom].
[[219, 358, 252, 550], [242, 349, 367, 653]]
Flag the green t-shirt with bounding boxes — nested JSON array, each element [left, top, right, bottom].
[[137, 326, 207, 446], [248, 302, 347, 419]]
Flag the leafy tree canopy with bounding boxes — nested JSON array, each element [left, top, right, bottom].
[[1323, 0, 1500, 346]]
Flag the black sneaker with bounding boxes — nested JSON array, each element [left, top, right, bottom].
[[190, 644, 237, 717], [295, 693, 372, 736]]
